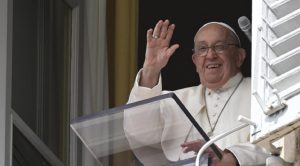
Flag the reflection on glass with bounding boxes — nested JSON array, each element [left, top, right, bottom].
[[71, 93, 216, 165]]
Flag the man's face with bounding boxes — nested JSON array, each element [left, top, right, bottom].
[[192, 24, 245, 90]]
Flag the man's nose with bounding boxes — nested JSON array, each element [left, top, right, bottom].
[[206, 48, 218, 59]]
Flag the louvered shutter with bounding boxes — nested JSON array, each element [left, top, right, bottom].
[[251, 0, 300, 145]]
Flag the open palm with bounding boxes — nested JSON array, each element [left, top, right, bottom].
[[143, 20, 179, 74]]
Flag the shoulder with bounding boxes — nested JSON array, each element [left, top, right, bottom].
[[243, 77, 251, 83], [170, 85, 203, 99], [163, 85, 204, 112], [241, 77, 251, 89], [234, 77, 251, 96]]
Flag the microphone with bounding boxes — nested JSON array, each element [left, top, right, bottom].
[[238, 16, 252, 41]]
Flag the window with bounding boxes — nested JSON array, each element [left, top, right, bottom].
[[251, 0, 300, 144]]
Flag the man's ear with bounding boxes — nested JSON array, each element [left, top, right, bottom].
[[236, 48, 246, 67]]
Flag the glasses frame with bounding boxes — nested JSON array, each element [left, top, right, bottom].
[[192, 43, 240, 57]]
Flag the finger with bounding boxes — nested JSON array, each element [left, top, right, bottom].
[[166, 44, 179, 57], [210, 156, 221, 166], [160, 20, 170, 39], [182, 146, 197, 153], [181, 143, 195, 150], [207, 149, 217, 158], [181, 139, 205, 146], [165, 24, 176, 42], [153, 20, 163, 38], [181, 139, 205, 148], [182, 147, 190, 153], [146, 28, 154, 42]]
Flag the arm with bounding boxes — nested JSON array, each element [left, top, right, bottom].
[[181, 140, 271, 166], [123, 20, 179, 165], [226, 143, 271, 166], [125, 19, 180, 145]]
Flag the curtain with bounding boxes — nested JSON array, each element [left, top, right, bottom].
[[81, 0, 109, 165], [107, 0, 138, 107], [78, 0, 138, 165], [107, 0, 138, 165]]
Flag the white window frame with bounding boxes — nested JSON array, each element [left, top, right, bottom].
[[251, 0, 300, 146]]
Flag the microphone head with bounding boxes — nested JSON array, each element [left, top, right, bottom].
[[238, 16, 251, 31]]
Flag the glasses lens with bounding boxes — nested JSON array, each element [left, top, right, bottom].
[[194, 43, 238, 56], [214, 44, 227, 53], [199, 47, 208, 56], [193, 46, 208, 56]]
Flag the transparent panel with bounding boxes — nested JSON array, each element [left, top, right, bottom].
[[71, 93, 221, 165]]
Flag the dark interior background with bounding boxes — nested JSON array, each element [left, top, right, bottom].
[[138, 0, 252, 91]]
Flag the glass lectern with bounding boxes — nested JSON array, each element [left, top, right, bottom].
[[70, 93, 221, 166]]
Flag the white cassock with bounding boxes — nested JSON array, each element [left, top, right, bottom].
[[124, 70, 271, 166]]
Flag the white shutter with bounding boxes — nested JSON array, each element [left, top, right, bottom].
[[251, 0, 300, 145]]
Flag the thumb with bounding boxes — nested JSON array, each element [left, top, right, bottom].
[[166, 44, 179, 58]]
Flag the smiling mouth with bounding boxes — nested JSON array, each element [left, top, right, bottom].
[[206, 64, 222, 69]]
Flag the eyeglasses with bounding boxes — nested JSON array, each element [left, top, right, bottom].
[[192, 43, 239, 57]]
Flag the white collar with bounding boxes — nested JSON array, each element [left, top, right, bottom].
[[207, 72, 243, 93]]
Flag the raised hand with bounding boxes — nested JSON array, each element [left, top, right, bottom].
[[140, 20, 179, 88]]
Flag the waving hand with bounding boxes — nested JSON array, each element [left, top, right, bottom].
[[140, 20, 179, 87]]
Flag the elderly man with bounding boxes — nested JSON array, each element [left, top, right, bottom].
[[124, 20, 270, 166]]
